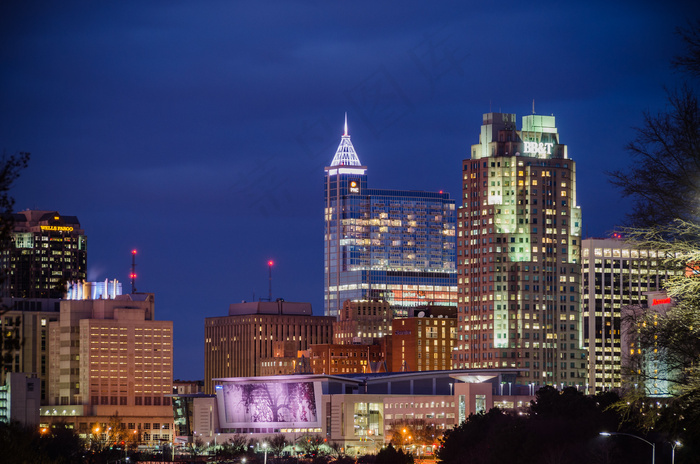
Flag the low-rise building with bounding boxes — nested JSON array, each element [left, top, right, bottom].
[[307, 343, 386, 375], [391, 313, 456, 372], [334, 300, 392, 345], [179, 369, 527, 456]]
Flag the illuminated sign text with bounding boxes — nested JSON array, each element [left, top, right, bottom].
[[523, 141, 554, 156], [349, 180, 359, 193], [40, 225, 74, 232], [651, 297, 671, 306]]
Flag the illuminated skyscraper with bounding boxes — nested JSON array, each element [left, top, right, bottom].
[[324, 118, 457, 318], [455, 112, 586, 388], [1, 210, 87, 299]]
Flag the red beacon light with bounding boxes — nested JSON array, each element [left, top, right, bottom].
[[268, 260, 274, 266], [132, 249, 137, 255]]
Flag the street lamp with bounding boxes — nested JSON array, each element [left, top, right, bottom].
[[93, 426, 101, 449], [600, 432, 655, 464], [672, 441, 682, 464], [262, 442, 268, 464]]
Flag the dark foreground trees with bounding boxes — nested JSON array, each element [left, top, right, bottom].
[[375, 443, 413, 464], [0, 421, 84, 464], [436, 387, 640, 464], [0, 150, 30, 312]]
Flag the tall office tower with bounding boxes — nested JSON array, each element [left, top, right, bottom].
[[455, 112, 586, 388], [204, 300, 334, 393], [324, 119, 457, 318], [1, 210, 87, 298], [581, 238, 679, 392], [43, 293, 174, 447]]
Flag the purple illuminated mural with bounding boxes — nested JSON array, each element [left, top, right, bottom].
[[218, 381, 321, 427]]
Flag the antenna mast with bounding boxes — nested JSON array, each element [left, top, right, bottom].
[[130, 249, 137, 293], [268, 260, 274, 301]]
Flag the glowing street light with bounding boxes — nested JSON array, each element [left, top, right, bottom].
[[262, 442, 268, 464], [672, 441, 682, 464], [600, 432, 655, 464]]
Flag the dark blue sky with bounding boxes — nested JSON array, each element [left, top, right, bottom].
[[1, 1, 695, 380]]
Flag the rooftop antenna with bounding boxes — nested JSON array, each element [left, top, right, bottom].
[[268, 259, 274, 301], [532, 99, 536, 114], [130, 249, 137, 293], [344, 112, 348, 136]]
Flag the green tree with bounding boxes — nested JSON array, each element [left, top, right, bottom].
[[266, 433, 288, 458], [230, 433, 249, 453], [611, 221, 700, 462]]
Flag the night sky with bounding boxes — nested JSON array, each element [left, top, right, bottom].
[[1, 1, 695, 380]]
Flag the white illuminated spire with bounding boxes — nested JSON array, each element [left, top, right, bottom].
[[330, 114, 361, 167]]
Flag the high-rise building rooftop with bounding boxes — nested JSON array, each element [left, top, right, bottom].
[[324, 118, 457, 318]]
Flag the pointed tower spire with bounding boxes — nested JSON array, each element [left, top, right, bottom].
[[330, 114, 362, 167]]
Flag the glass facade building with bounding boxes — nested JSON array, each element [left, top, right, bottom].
[[324, 122, 456, 317]]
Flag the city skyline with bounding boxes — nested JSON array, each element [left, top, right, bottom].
[[1, 1, 693, 380]]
